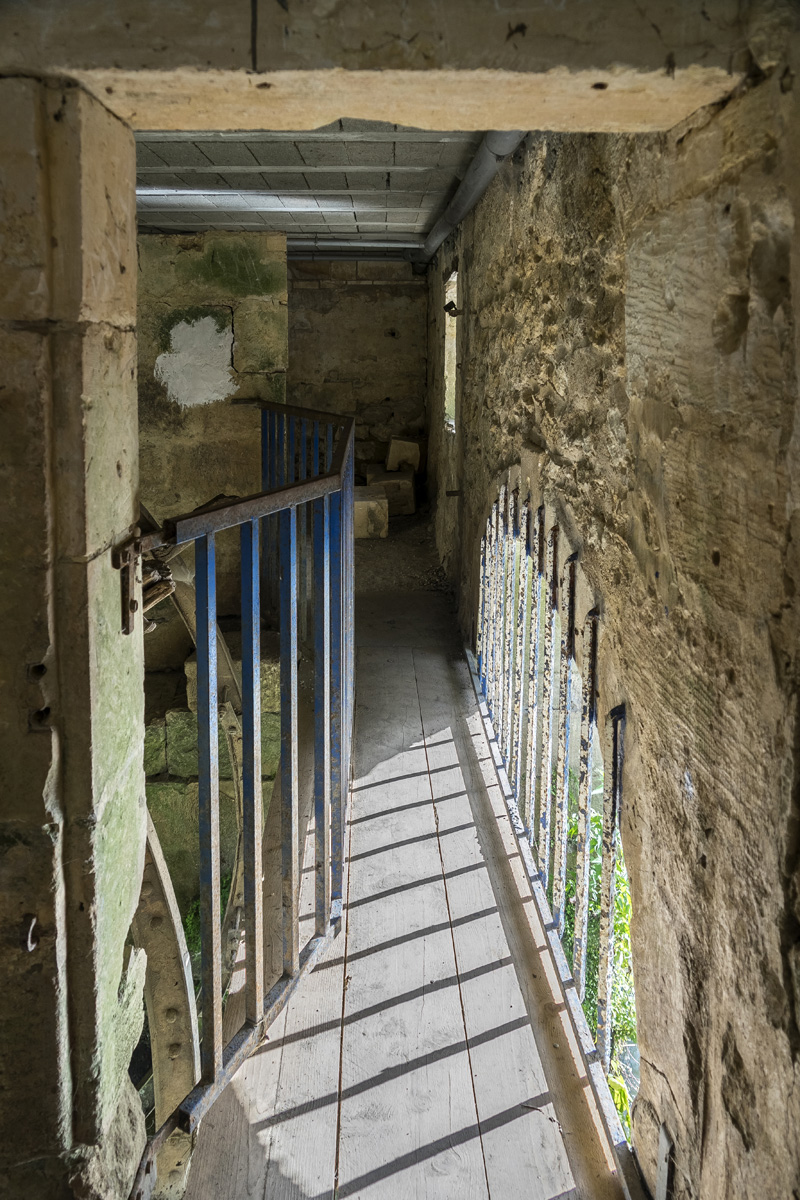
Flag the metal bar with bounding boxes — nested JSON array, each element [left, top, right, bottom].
[[503, 489, 519, 769], [330, 486, 344, 907], [597, 706, 625, 1072], [521, 507, 543, 831], [177, 919, 336, 1134], [477, 532, 486, 679], [280, 505, 299, 978], [173, 472, 331, 540], [235, 396, 350, 429], [552, 555, 577, 939], [240, 520, 264, 1023], [573, 609, 599, 1000], [260, 408, 271, 623], [537, 525, 559, 890], [511, 498, 530, 807], [140, 470, 348, 551], [314, 488, 332, 936], [287, 415, 296, 484], [496, 486, 509, 744], [485, 508, 497, 705], [139, 162, 458, 174], [196, 533, 222, 1081], [489, 494, 502, 722], [347, 440, 355, 783], [341, 437, 354, 805], [279, 414, 287, 487], [482, 511, 494, 691], [269, 410, 278, 614]]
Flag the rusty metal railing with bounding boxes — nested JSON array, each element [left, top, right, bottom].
[[471, 481, 643, 1199], [128, 400, 354, 1197]]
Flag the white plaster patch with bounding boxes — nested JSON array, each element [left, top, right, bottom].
[[155, 316, 234, 407]]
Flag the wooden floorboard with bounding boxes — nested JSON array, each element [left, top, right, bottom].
[[184, 591, 623, 1200], [259, 825, 344, 1200], [413, 647, 577, 1200], [335, 645, 489, 1200]]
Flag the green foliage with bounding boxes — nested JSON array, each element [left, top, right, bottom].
[[608, 1071, 632, 1138], [555, 770, 637, 1139]]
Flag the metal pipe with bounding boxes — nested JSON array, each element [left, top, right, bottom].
[[241, 520, 264, 1024], [573, 609, 599, 1000], [196, 533, 222, 1081], [410, 131, 526, 266]]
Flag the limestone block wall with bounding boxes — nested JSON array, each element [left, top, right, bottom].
[[138, 230, 287, 668], [143, 635, 281, 916], [429, 58, 800, 1200], [287, 260, 427, 474]]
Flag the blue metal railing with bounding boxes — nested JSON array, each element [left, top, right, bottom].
[[132, 401, 354, 1182]]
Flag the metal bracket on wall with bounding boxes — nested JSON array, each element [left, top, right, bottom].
[[111, 527, 142, 635], [655, 1123, 675, 1200]]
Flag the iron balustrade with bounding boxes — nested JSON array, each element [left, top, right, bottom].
[[471, 483, 642, 1200], [129, 400, 354, 1196]]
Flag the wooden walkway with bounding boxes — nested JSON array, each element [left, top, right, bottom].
[[185, 593, 624, 1200]]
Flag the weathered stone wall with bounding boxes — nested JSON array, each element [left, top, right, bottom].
[[287, 260, 427, 474], [138, 231, 287, 669], [0, 78, 146, 1197], [429, 56, 800, 1200]]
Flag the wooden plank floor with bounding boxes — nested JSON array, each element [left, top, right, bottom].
[[185, 592, 624, 1200]]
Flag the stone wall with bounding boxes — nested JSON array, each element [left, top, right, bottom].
[[138, 231, 287, 669], [287, 260, 427, 475], [429, 56, 800, 1200], [0, 78, 146, 1197]]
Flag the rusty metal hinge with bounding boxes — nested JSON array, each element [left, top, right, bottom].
[[111, 527, 142, 635]]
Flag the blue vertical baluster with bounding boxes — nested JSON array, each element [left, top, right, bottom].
[[330, 446, 343, 914], [269, 409, 279, 615], [241, 519, 263, 1021], [346, 435, 354, 789], [278, 412, 286, 486], [280, 502, 299, 976], [299, 419, 309, 646], [314, 471, 331, 935], [312, 420, 320, 620], [196, 533, 222, 1079], [261, 409, 270, 622], [287, 415, 296, 484]]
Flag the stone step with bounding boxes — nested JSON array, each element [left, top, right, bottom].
[[354, 484, 389, 537], [364, 465, 416, 515]]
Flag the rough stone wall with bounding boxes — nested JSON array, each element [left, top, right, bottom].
[[287, 260, 427, 474], [0, 79, 146, 1197], [138, 231, 287, 669], [429, 56, 800, 1200]]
